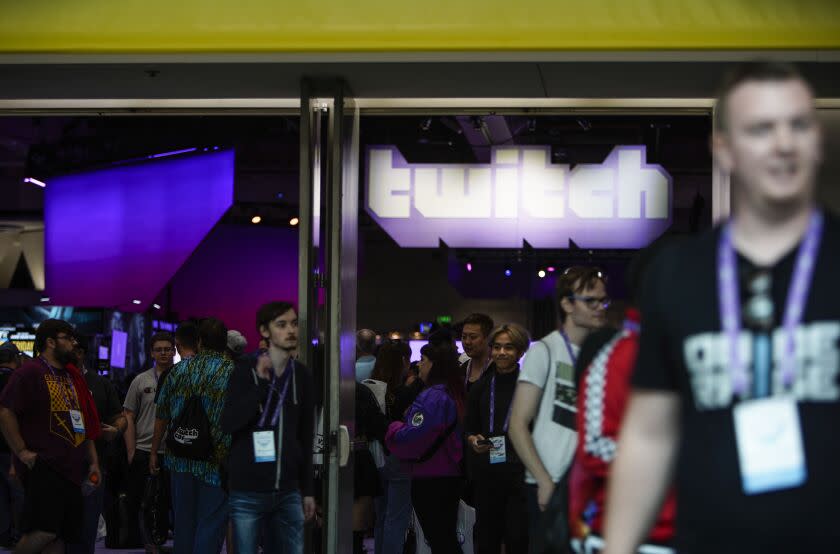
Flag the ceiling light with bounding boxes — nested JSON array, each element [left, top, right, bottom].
[[153, 304, 161, 310], [24, 177, 46, 188], [289, 217, 300, 226], [132, 299, 141, 305], [504, 268, 512, 278], [538, 270, 546, 278], [547, 266, 556, 273], [466, 263, 473, 272], [40, 297, 50, 302], [251, 215, 262, 224]]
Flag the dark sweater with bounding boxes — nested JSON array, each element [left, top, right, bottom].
[[463, 366, 522, 475], [221, 356, 315, 496]]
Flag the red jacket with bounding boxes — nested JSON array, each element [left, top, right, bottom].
[[571, 309, 676, 543]]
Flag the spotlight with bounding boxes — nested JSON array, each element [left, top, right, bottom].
[[153, 304, 161, 310], [504, 268, 512, 278], [547, 266, 556, 273], [132, 299, 141, 305], [289, 217, 300, 226], [24, 177, 46, 188], [538, 270, 546, 278], [40, 297, 50, 303], [251, 215, 262, 224], [466, 263, 473, 272]]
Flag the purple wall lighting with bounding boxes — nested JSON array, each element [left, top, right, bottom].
[[45, 150, 235, 309], [165, 224, 299, 349], [365, 145, 673, 249]]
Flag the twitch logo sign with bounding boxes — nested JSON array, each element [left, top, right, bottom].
[[365, 145, 672, 248]]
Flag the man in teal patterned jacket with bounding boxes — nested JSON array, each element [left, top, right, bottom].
[[151, 317, 233, 554]]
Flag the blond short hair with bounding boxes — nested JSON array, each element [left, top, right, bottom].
[[489, 323, 531, 357]]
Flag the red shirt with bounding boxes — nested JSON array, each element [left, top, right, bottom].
[[0, 359, 89, 485], [571, 310, 676, 543]]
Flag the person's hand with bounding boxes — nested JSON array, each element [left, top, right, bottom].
[[17, 449, 37, 470], [537, 477, 556, 512], [100, 423, 119, 442], [303, 496, 316, 522], [255, 353, 272, 380], [405, 373, 416, 386], [88, 464, 102, 488], [149, 452, 160, 475], [469, 434, 492, 455]]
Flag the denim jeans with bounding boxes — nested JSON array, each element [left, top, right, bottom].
[[374, 469, 412, 554], [229, 489, 304, 554], [170, 471, 228, 554]]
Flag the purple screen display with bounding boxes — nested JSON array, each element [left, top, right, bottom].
[[365, 145, 673, 249], [45, 150, 235, 309]]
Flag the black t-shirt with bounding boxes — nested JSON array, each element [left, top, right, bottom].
[[84, 369, 122, 462], [463, 366, 522, 475], [633, 213, 840, 553]]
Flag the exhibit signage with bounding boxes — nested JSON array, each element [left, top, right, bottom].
[[365, 145, 672, 248]]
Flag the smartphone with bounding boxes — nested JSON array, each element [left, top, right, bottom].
[[476, 438, 493, 446]]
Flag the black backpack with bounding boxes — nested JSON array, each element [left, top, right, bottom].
[[165, 373, 214, 460]]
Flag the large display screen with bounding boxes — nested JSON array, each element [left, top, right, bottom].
[[45, 150, 235, 309]]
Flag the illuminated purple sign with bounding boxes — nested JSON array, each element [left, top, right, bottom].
[[365, 145, 672, 248], [45, 150, 234, 309]]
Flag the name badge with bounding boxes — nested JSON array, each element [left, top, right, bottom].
[[489, 436, 507, 465], [69, 409, 85, 434], [252, 430, 277, 463], [733, 397, 807, 495]]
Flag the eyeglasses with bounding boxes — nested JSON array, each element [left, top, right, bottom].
[[568, 295, 611, 310], [152, 347, 174, 354]]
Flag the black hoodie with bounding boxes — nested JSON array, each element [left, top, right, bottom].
[[221, 355, 314, 496]]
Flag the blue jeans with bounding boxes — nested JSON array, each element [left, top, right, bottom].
[[65, 479, 105, 554], [170, 471, 228, 554], [229, 489, 304, 554], [374, 469, 412, 554]]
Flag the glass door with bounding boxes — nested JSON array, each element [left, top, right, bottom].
[[298, 80, 359, 554]]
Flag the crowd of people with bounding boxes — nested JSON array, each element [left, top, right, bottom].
[[0, 60, 837, 554]]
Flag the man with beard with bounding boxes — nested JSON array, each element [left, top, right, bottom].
[[221, 301, 315, 553], [0, 319, 102, 554]]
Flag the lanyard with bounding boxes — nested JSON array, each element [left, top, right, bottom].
[[464, 356, 490, 388], [489, 373, 513, 434], [560, 331, 577, 366], [258, 360, 294, 429], [40, 358, 78, 410], [718, 211, 823, 396]]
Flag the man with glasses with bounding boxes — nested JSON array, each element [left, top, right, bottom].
[[124, 331, 175, 548], [0, 319, 102, 554], [509, 266, 608, 554], [604, 62, 840, 553]]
